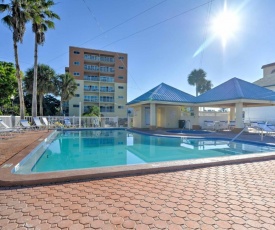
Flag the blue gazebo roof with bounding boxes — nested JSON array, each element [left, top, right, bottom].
[[127, 83, 196, 105], [195, 77, 275, 103]]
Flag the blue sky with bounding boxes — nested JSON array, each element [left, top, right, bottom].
[[1, 0, 275, 101]]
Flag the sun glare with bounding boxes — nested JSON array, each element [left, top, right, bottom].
[[212, 5, 239, 47]]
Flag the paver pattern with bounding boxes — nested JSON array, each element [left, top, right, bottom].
[[1, 130, 275, 229], [0, 160, 275, 229]]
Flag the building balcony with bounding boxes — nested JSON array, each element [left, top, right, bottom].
[[84, 88, 115, 93], [84, 88, 99, 92], [100, 99, 114, 103], [84, 76, 114, 83], [84, 99, 99, 102], [100, 89, 115, 93], [84, 55, 115, 63], [84, 65, 115, 73], [100, 109, 114, 113]]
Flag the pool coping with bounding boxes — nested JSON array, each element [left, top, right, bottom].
[[1, 129, 275, 187]]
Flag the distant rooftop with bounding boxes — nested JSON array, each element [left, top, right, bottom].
[[261, 62, 275, 69], [195, 77, 275, 103], [254, 75, 275, 87], [127, 83, 196, 105]]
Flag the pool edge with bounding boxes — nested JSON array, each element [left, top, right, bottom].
[[1, 128, 275, 187]]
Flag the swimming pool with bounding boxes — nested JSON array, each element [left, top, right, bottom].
[[167, 130, 211, 134], [12, 129, 275, 174]]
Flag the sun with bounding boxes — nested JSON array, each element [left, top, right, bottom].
[[211, 4, 240, 47]]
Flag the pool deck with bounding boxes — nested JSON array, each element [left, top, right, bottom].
[[0, 129, 275, 229]]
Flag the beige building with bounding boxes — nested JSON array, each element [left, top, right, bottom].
[[67, 46, 128, 117], [244, 62, 275, 121]]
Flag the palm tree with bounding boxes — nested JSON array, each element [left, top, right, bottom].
[[0, 0, 29, 119], [55, 73, 77, 115], [187, 69, 208, 96], [197, 79, 213, 95], [28, 0, 60, 117], [24, 64, 55, 116]]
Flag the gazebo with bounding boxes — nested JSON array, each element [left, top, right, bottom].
[[127, 78, 275, 130], [127, 83, 196, 129], [195, 78, 275, 130]]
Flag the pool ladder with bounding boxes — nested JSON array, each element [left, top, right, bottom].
[[229, 126, 247, 144]]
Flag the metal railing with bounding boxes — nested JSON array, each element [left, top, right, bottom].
[[21, 116, 133, 128]]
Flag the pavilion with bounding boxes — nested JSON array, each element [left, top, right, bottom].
[[127, 78, 275, 130]]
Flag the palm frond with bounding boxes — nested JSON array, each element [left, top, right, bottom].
[[0, 3, 10, 12]]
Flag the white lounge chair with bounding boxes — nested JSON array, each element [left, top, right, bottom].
[[228, 121, 235, 130], [204, 120, 215, 130], [20, 119, 35, 130], [0, 119, 22, 133], [93, 118, 100, 127], [42, 117, 55, 128], [33, 117, 45, 129], [64, 118, 72, 127], [251, 121, 274, 135], [267, 124, 275, 132], [218, 121, 228, 130], [42, 117, 49, 126]]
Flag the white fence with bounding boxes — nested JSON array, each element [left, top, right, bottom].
[[0, 115, 133, 128]]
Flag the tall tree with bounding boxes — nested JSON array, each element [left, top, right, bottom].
[[197, 79, 213, 95], [0, 0, 29, 118], [28, 0, 60, 117], [54, 73, 77, 115], [0, 61, 17, 106], [24, 64, 55, 116], [187, 69, 212, 96]]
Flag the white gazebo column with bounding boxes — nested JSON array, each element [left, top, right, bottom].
[[229, 107, 235, 121], [192, 106, 200, 130], [235, 102, 244, 129], [150, 103, 156, 130]]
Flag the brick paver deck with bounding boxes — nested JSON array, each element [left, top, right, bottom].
[[0, 130, 275, 229], [0, 160, 274, 229]]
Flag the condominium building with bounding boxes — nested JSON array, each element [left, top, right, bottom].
[[67, 46, 128, 117]]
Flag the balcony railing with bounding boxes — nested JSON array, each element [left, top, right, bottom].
[[84, 88, 115, 93], [100, 98, 114, 103], [84, 88, 99, 92], [84, 75, 114, 83], [100, 109, 114, 113], [84, 55, 115, 63], [84, 98, 99, 102], [84, 65, 115, 73], [100, 89, 115, 92]]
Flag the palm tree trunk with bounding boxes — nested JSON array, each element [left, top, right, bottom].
[[13, 40, 25, 119], [60, 98, 63, 115], [39, 94, 43, 116], [32, 35, 38, 117]]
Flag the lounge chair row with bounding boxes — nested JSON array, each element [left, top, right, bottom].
[[0, 117, 49, 134], [250, 121, 275, 135], [203, 120, 235, 130]]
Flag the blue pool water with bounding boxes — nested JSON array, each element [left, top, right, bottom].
[[167, 130, 211, 134], [13, 129, 275, 174]]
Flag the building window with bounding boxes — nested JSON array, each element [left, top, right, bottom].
[[73, 51, 80, 54], [118, 66, 124, 70], [118, 96, 123, 99], [118, 56, 124, 60], [118, 86, 124, 89], [73, 72, 80, 76], [118, 106, 124, 109], [77, 83, 80, 86], [74, 94, 80, 97], [73, 104, 79, 108], [118, 76, 124, 79], [74, 61, 80, 65]]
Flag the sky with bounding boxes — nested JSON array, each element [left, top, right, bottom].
[[1, 0, 275, 102]]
